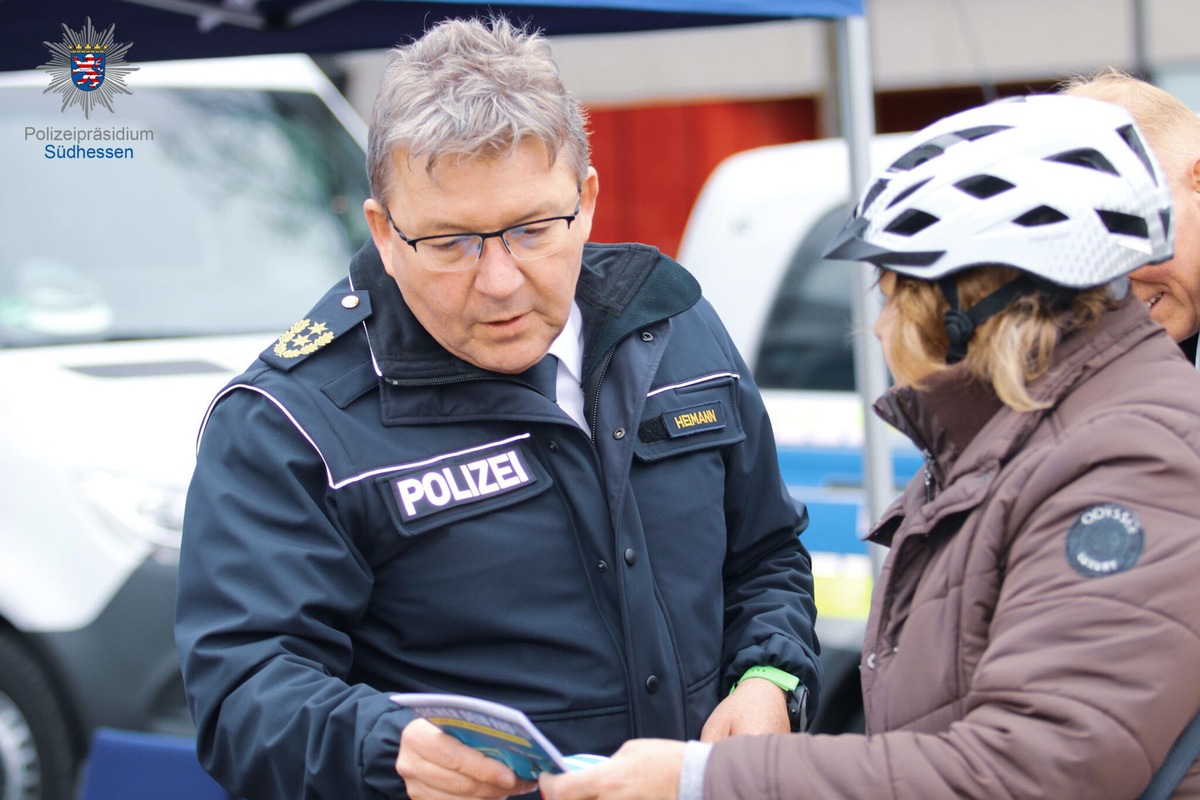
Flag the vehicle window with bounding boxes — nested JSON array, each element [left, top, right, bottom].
[[755, 204, 858, 391], [1, 86, 370, 346]]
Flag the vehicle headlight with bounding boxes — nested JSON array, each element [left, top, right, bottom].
[[78, 470, 186, 557]]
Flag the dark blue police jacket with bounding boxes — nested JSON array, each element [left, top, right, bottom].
[[176, 241, 821, 800]]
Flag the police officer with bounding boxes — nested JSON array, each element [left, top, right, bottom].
[[176, 16, 821, 800]]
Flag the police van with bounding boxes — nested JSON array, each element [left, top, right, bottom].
[[677, 132, 923, 732], [0, 54, 370, 800]]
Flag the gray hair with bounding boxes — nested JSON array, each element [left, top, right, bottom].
[[367, 16, 590, 202]]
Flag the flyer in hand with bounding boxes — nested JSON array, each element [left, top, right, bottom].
[[389, 693, 608, 781]]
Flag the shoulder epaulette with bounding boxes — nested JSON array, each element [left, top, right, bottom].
[[260, 289, 372, 372]]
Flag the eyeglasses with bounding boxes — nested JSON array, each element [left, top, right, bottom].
[[386, 192, 582, 272]]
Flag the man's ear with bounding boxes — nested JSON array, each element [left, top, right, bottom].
[[363, 197, 396, 275], [576, 167, 600, 242], [1188, 155, 1200, 194], [364, 198, 391, 251]]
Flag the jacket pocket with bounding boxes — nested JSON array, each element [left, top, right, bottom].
[[375, 435, 554, 537], [633, 374, 746, 462]]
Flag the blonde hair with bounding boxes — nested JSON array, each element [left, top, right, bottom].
[[1060, 67, 1200, 186], [884, 267, 1115, 411]]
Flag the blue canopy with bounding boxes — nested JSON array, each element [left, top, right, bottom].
[[2, 0, 861, 72]]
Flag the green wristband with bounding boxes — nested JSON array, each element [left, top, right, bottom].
[[729, 665, 800, 696]]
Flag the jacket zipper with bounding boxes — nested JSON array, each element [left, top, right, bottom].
[[588, 349, 616, 443]]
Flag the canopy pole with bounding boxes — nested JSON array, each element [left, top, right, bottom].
[[835, 4, 893, 575], [1131, 0, 1151, 81]]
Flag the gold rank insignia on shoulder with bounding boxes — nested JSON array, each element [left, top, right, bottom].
[[273, 318, 335, 359]]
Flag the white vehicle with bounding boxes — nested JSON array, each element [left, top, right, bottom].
[[0, 55, 369, 800], [677, 133, 923, 733]]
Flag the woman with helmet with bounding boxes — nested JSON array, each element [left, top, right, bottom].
[[540, 94, 1200, 800]]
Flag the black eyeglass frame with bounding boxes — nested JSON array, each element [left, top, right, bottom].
[[385, 190, 583, 266]]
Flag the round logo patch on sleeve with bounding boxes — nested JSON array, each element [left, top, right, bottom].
[[1065, 503, 1145, 578]]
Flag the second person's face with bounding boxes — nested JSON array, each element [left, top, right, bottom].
[[874, 271, 939, 387], [874, 271, 903, 380], [1129, 166, 1200, 342]]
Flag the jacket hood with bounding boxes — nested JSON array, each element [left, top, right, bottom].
[[347, 240, 700, 384]]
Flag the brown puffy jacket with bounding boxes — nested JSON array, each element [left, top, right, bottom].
[[706, 295, 1200, 799]]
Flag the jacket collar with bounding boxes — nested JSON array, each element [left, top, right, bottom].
[[347, 240, 701, 385], [877, 365, 1002, 473], [871, 293, 1160, 539]]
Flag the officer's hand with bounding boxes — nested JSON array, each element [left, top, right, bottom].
[[538, 739, 684, 800], [396, 718, 536, 799], [699, 677, 790, 741]]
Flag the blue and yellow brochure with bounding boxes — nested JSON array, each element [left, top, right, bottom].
[[389, 693, 608, 781]]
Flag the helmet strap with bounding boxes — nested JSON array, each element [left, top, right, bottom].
[[938, 273, 1041, 364]]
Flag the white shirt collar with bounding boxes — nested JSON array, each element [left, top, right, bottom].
[[546, 302, 586, 429], [547, 301, 583, 385]]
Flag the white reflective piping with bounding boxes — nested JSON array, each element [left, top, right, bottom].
[[347, 271, 384, 378], [367, 329, 382, 377], [646, 371, 740, 398], [332, 432, 532, 491], [199, 387, 534, 492], [198, 384, 336, 488]]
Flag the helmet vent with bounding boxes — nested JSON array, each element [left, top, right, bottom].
[[890, 142, 947, 171], [886, 177, 932, 209], [955, 124, 1011, 141], [1118, 124, 1159, 185], [955, 174, 1015, 199], [860, 178, 890, 214], [1161, 208, 1173, 236], [1013, 206, 1068, 227], [1096, 209, 1150, 238], [1045, 148, 1118, 175], [884, 209, 939, 236]]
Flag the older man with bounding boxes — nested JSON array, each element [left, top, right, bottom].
[[1065, 68, 1200, 362], [175, 15, 821, 800]]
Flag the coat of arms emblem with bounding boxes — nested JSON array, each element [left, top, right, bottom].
[[39, 17, 138, 118]]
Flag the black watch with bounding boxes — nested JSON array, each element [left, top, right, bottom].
[[785, 685, 808, 733]]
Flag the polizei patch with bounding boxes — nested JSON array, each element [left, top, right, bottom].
[[1065, 503, 1145, 578], [389, 444, 536, 522]]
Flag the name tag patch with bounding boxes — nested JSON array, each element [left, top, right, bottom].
[[1065, 503, 1145, 578], [663, 401, 726, 438], [389, 446, 536, 522]]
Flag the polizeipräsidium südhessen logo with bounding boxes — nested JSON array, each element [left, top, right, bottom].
[[38, 18, 138, 119]]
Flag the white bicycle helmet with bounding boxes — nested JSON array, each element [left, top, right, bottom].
[[825, 94, 1174, 288]]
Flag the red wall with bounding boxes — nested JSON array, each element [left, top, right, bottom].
[[586, 97, 818, 258], [584, 81, 1063, 260]]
